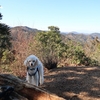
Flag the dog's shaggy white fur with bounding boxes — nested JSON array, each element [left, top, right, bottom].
[[24, 55, 44, 86]]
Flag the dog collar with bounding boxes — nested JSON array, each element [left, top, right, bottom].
[[27, 67, 39, 76]]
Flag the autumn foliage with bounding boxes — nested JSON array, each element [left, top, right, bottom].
[[0, 25, 99, 77]]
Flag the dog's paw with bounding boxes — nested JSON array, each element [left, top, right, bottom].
[[40, 78, 44, 85], [25, 80, 29, 83]]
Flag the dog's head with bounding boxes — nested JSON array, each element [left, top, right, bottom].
[[24, 55, 38, 68]]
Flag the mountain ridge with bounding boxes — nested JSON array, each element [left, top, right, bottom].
[[10, 26, 100, 43]]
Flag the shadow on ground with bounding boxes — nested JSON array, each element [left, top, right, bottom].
[[41, 66, 100, 100]]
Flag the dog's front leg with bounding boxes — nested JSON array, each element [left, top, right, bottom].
[[33, 73, 39, 86], [26, 72, 31, 83], [39, 75, 44, 85], [38, 66, 44, 85]]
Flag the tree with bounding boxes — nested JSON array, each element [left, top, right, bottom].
[[0, 13, 2, 20], [30, 26, 67, 69], [64, 39, 98, 66], [84, 37, 100, 66], [0, 13, 12, 63]]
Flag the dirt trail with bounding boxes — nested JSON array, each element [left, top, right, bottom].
[[41, 66, 100, 100]]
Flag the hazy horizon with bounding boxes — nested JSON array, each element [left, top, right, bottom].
[[1, 0, 100, 34]]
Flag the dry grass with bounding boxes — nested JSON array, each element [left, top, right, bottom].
[[41, 66, 100, 100]]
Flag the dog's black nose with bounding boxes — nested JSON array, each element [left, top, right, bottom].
[[31, 63, 33, 66]]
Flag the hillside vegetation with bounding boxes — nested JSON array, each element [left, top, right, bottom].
[[0, 25, 100, 76]]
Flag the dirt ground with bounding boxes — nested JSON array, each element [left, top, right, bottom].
[[40, 66, 100, 100]]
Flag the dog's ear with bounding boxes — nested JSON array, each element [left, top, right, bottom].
[[33, 59, 38, 67], [24, 59, 29, 67]]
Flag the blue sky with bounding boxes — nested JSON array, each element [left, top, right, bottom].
[[0, 0, 100, 33]]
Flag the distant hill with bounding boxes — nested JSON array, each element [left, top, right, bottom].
[[90, 33, 100, 38], [10, 26, 100, 43], [62, 32, 100, 44], [10, 26, 40, 40], [11, 26, 39, 34]]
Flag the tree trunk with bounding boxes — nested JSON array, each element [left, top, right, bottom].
[[0, 74, 65, 100]]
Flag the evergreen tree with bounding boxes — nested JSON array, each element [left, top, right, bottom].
[[0, 13, 12, 62], [30, 26, 67, 69], [0, 13, 2, 20]]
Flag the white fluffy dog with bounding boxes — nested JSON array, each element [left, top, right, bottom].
[[24, 55, 44, 86]]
